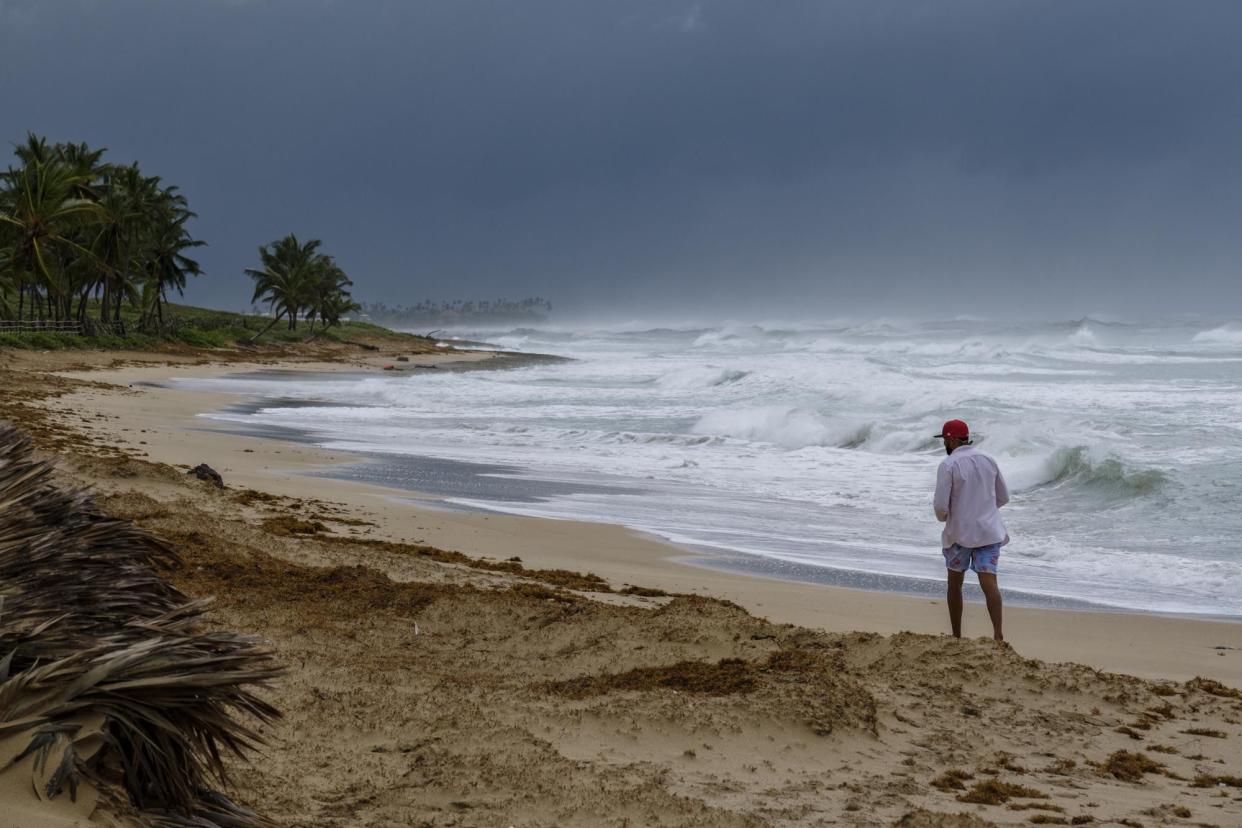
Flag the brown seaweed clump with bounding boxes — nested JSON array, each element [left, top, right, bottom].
[[0, 422, 281, 827], [546, 649, 855, 700], [322, 535, 615, 592], [1185, 676, 1242, 699], [544, 647, 876, 737], [548, 656, 763, 698], [261, 515, 329, 535], [893, 808, 1000, 827], [1096, 750, 1163, 782], [1191, 773, 1242, 788], [956, 779, 1047, 804], [930, 768, 974, 791]]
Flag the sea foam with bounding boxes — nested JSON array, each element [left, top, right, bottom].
[[186, 316, 1242, 617]]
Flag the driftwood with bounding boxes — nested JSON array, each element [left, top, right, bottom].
[[0, 422, 281, 826]]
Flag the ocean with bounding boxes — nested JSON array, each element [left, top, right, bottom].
[[186, 317, 1242, 618]]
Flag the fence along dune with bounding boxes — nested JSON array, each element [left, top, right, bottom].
[[0, 421, 280, 827], [0, 319, 125, 336]]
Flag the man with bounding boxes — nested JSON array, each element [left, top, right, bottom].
[[933, 419, 1009, 641]]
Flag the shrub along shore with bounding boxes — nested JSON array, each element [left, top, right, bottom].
[[0, 299, 424, 351]]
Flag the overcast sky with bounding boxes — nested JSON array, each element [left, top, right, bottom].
[[2, 1, 1240, 319]]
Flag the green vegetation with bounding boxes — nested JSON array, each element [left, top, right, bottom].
[[0, 134, 202, 329], [0, 299, 412, 350], [0, 133, 365, 348]]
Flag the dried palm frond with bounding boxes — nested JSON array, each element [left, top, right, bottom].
[[0, 423, 281, 827]]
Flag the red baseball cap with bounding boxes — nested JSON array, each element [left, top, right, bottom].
[[935, 419, 970, 440]]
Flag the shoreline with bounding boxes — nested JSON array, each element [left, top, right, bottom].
[[207, 415, 1237, 620], [43, 357, 1242, 685]]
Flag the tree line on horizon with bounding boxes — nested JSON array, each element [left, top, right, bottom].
[[0, 132, 358, 339], [362, 297, 551, 327]]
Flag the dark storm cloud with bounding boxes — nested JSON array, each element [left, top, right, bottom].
[[2, 0, 1240, 317]]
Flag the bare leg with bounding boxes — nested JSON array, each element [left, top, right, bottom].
[[977, 572, 1004, 641], [946, 569, 965, 638]]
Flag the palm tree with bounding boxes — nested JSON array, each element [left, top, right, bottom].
[[0, 245, 16, 319], [245, 234, 323, 339], [57, 140, 106, 201], [304, 256, 352, 334], [320, 289, 360, 330], [246, 235, 359, 341], [140, 212, 205, 328], [308, 266, 361, 339], [0, 134, 100, 320], [133, 182, 204, 329], [1, 135, 214, 330], [88, 163, 145, 323]]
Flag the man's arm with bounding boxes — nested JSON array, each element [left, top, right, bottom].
[[933, 462, 952, 522], [995, 464, 1010, 508]]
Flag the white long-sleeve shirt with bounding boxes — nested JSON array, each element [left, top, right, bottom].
[[933, 445, 1010, 549]]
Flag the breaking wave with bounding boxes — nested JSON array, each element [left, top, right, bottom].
[[656, 367, 751, 388], [688, 407, 934, 452], [1010, 446, 1167, 497], [1067, 323, 1098, 346], [1193, 325, 1242, 346], [691, 406, 870, 449]]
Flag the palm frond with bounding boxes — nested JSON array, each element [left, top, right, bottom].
[[0, 423, 281, 826]]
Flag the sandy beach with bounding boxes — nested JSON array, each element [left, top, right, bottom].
[[11, 3, 1242, 823], [41, 355, 1242, 685], [3, 342, 1241, 827]]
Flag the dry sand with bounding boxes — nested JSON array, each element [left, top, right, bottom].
[[2, 341, 1241, 827]]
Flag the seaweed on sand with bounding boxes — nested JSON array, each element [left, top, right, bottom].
[[1191, 773, 1242, 788], [1185, 677, 1241, 699], [320, 535, 615, 592], [0, 422, 281, 826], [547, 656, 762, 698], [956, 779, 1047, 804], [1096, 750, 1163, 782], [931, 768, 974, 791], [545, 649, 852, 699], [261, 515, 329, 535], [894, 808, 1000, 827]]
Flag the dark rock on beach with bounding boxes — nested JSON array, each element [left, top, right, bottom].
[[188, 463, 224, 487]]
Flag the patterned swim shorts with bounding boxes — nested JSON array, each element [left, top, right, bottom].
[[942, 542, 1002, 575]]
